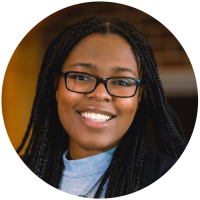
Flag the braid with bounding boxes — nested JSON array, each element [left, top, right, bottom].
[[33, 108, 50, 176], [16, 110, 33, 154], [39, 135, 53, 180], [17, 17, 187, 197]]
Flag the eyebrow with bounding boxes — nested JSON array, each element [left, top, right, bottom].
[[69, 63, 97, 70], [111, 66, 137, 77], [69, 63, 137, 77]]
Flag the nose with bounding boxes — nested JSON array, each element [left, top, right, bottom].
[[86, 82, 112, 102]]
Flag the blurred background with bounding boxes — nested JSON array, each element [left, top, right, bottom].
[[2, 2, 197, 155]]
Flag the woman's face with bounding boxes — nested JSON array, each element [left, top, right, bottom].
[[56, 34, 143, 159]]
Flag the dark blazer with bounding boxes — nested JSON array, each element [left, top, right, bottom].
[[140, 147, 177, 189]]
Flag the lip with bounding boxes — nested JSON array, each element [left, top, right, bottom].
[[76, 107, 117, 117], [76, 111, 115, 129], [76, 106, 116, 129]]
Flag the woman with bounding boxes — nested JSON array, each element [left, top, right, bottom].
[[17, 17, 187, 198]]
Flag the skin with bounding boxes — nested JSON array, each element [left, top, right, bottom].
[[56, 34, 143, 160]]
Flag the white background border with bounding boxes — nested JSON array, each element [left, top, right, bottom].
[[0, 0, 199, 199]]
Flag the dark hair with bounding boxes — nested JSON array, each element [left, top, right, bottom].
[[17, 17, 187, 197]]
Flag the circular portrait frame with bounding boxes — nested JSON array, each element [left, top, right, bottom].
[[1, 1, 199, 200]]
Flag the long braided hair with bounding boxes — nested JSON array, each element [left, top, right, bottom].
[[17, 17, 187, 197]]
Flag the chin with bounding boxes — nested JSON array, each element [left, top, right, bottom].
[[79, 137, 119, 152]]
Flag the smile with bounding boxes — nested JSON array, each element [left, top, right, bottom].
[[76, 111, 116, 129], [78, 112, 114, 121]]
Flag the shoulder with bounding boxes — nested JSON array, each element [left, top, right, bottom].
[[140, 146, 177, 190]]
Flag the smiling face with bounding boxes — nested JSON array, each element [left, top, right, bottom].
[[56, 34, 143, 159]]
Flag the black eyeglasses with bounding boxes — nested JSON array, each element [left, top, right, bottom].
[[58, 71, 142, 98]]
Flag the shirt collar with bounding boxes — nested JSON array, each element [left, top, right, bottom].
[[62, 147, 117, 177]]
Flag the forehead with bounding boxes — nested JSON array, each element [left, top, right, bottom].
[[62, 34, 139, 77]]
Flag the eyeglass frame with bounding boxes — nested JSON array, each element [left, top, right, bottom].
[[58, 71, 142, 98]]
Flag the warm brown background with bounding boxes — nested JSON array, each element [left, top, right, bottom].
[[2, 2, 197, 155]]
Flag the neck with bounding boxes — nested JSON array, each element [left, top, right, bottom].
[[68, 137, 119, 160]]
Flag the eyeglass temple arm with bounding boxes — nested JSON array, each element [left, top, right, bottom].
[[58, 71, 65, 77]]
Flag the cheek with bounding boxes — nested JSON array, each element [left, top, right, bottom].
[[56, 78, 82, 107], [117, 96, 139, 122], [56, 85, 83, 127]]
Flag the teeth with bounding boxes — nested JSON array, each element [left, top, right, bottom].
[[80, 112, 112, 121]]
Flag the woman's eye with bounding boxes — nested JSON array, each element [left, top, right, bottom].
[[76, 76, 88, 80], [113, 79, 132, 86], [111, 78, 136, 87], [116, 81, 129, 86], [69, 74, 89, 80]]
